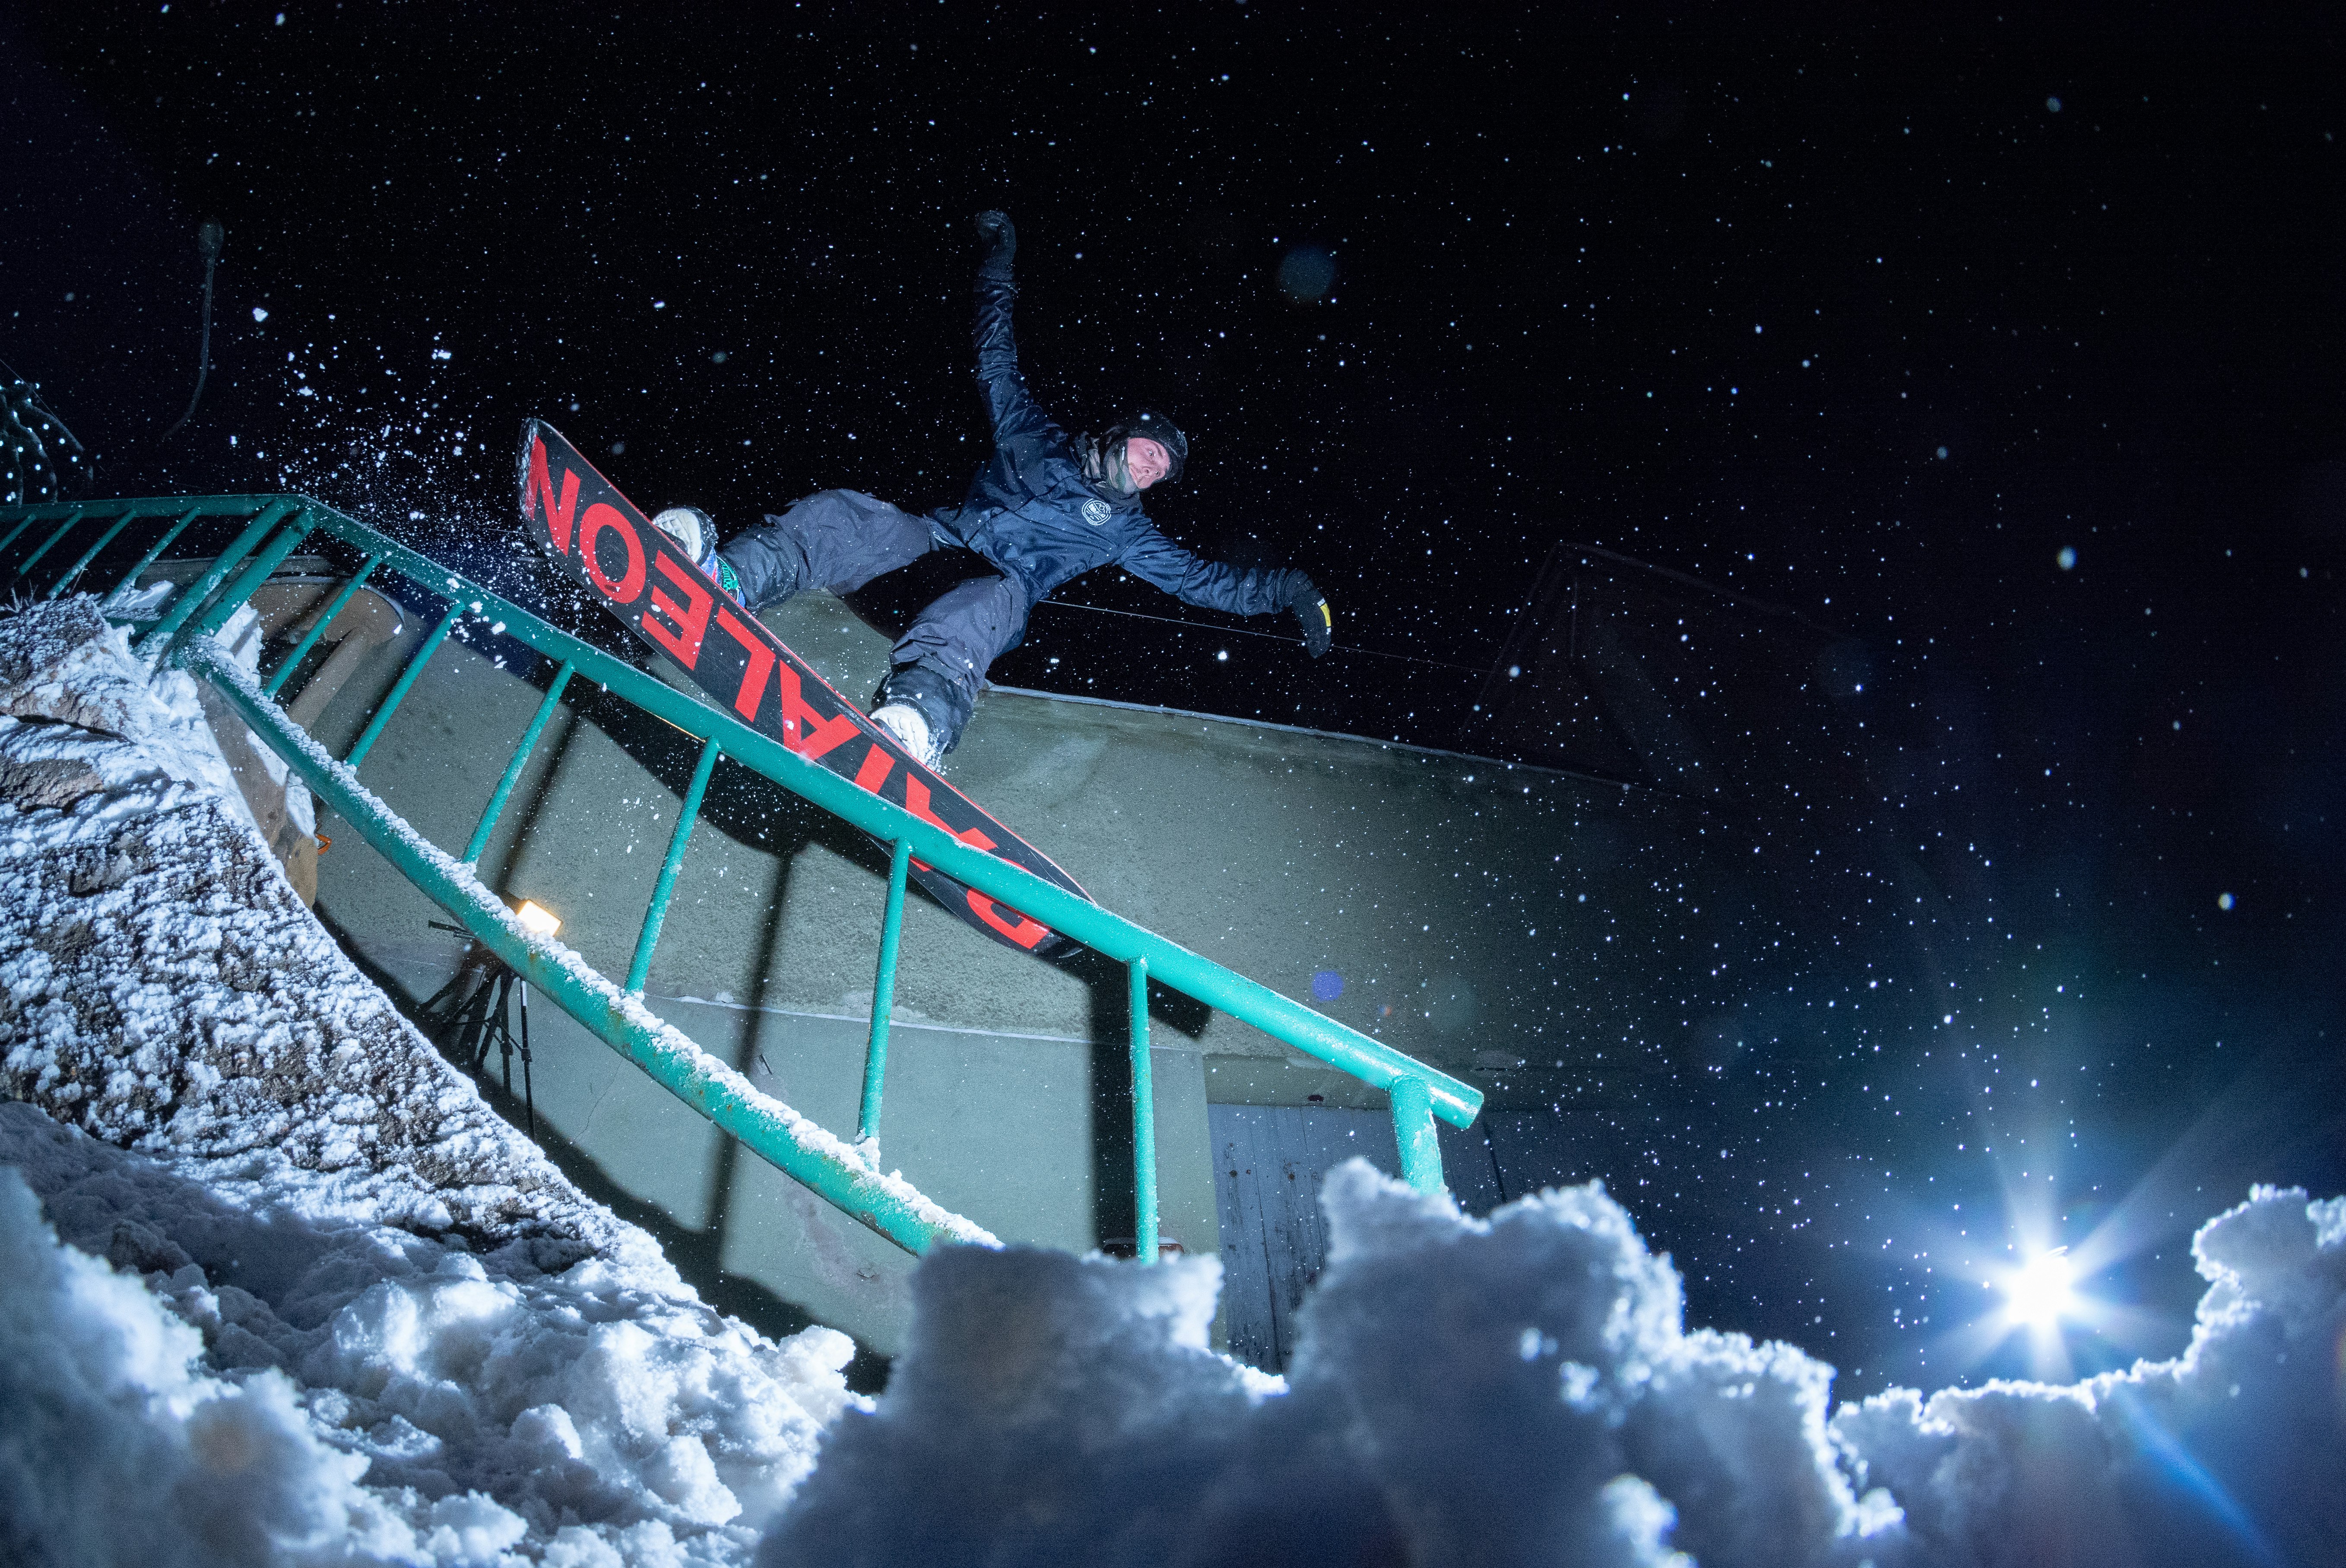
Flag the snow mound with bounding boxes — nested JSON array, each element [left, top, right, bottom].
[[0, 1153, 399, 1568], [3, 1107, 857, 1566], [0, 597, 862, 1563], [762, 1161, 2345, 1568]]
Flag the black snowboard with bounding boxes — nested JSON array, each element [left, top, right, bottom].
[[519, 419, 1087, 958]]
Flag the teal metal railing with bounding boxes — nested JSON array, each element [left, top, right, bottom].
[[0, 495, 1484, 1260]]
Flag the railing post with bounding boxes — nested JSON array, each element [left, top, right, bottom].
[[1130, 956, 1158, 1264], [44, 507, 143, 600], [1389, 1076, 1444, 1194], [344, 598, 465, 769], [265, 551, 385, 696], [135, 500, 294, 655], [0, 510, 45, 555], [461, 659, 575, 865], [16, 506, 88, 574], [160, 507, 318, 665], [103, 506, 203, 608], [624, 735, 721, 995], [857, 836, 913, 1149]]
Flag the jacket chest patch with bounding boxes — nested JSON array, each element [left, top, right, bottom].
[[1080, 498, 1112, 528]]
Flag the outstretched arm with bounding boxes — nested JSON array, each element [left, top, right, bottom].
[[1120, 526, 1334, 655], [970, 211, 1056, 445]]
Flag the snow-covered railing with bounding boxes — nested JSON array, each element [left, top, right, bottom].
[[0, 495, 1482, 1258]]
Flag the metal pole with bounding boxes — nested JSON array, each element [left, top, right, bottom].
[[102, 506, 203, 608], [1389, 1076, 1445, 1194], [135, 500, 293, 655], [285, 499, 1482, 1125], [161, 508, 318, 665], [625, 735, 721, 995], [858, 837, 913, 1147], [344, 598, 464, 769], [151, 493, 1482, 1126], [461, 660, 576, 865], [498, 970, 515, 1095], [0, 510, 46, 555], [16, 507, 87, 574], [1130, 956, 1157, 1264], [44, 507, 143, 600], [265, 552, 384, 696], [518, 979, 535, 1138]]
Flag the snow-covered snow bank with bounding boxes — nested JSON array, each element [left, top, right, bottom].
[[0, 598, 862, 1564], [763, 1163, 2344, 1568]]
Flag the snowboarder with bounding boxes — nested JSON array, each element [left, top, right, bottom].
[[651, 210, 1334, 768]]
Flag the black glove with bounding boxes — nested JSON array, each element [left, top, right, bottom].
[[1287, 577, 1333, 658], [974, 210, 1017, 277]]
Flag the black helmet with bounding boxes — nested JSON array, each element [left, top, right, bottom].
[[1114, 409, 1188, 483]]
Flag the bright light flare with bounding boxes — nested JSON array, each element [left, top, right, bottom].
[[515, 900, 561, 938], [2005, 1247, 2077, 1329]]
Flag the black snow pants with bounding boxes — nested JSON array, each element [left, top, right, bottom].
[[717, 489, 1030, 753]]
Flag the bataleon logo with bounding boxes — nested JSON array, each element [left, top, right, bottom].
[[519, 422, 1080, 955]]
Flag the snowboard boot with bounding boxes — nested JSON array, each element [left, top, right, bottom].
[[650, 507, 744, 602], [872, 666, 964, 771], [869, 703, 943, 771], [649, 506, 712, 566]]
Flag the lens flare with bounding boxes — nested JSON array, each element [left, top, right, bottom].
[[2007, 1247, 2076, 1328]]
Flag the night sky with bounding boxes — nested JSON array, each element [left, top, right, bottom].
[[6, 3, 2342, 1395]]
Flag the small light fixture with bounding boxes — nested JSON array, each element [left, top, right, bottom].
[[514, 900, 561, 938]]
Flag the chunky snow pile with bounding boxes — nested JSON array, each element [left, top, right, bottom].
[[763, 1162, 2344, 1568], [1, 1109, 856, 1567], [0, 1151, 389, 1567], [0, 597, 861, 1564]]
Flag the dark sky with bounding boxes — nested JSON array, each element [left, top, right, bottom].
[[6, 3, 2342, 1395]]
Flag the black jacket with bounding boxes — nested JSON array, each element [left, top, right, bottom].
[[929, 274, 1303, 616]]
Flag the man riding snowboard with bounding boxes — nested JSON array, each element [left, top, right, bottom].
[[652, 209, 1334, 768]]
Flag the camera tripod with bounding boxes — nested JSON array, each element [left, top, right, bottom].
[[420, 933, 539, 1136]]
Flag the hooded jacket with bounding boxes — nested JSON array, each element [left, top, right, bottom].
[[929, 274, 1304, 617]]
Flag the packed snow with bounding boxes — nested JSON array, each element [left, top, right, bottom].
[[0, 1115, 858, 1567], [0, 598, 860, 1564], [3, 594, 2339, 1566], [764, 1163, 2342, 1568]]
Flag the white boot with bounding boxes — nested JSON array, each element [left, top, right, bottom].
[[649, 507, 713, 570], [870, 703, 942, 771]]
